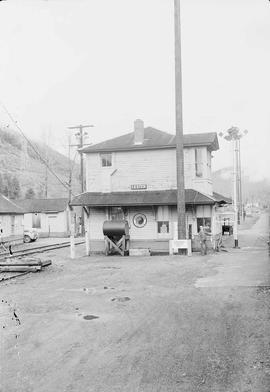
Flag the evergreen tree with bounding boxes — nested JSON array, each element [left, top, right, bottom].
[[25, 187, 36, 199], [9, 176, 21, 199], [3, 174, 10, 198], [0, 173, 4, 194]]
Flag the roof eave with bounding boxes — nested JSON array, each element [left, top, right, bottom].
[[71, 201, 215, 207], [82, 142, 219, 154], [0, 211, 23, 215]]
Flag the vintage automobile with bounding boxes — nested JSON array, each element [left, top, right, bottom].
[[23, 228, 38, 243]]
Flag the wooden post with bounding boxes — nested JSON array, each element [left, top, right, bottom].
[[174, 0, 186, 241], [211, 204, 217, 251], [84, 207, 90, 256], [68, 206, 75, 259]]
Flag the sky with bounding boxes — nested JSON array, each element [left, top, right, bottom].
[[0, 0, 269, 181]]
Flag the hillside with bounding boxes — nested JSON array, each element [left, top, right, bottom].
[[213, 167, 270, 205], [0, 127, 81, 199]]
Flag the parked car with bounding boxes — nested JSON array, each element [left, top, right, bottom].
[[23, 228, 38, 243]]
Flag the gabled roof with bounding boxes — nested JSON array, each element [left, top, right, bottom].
[[0, 194, 23, 214], [82, 127, 219, 153], [71, 189, 221, 207], [213, 192, 232, 204], [16, 198, 69, 213]]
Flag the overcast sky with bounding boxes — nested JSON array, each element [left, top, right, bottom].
[[0, 0, 269, 180]]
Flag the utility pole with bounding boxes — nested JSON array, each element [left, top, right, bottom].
[[44, 148, 48, 199], [233, 138, 239, 247], [238, 138, 243, 222], [219, 127, 248, 248], [42, 126, 51, 199], [174, 0, 186, 240], [68, 124, 94, 236], [68, 134, 72, 202]]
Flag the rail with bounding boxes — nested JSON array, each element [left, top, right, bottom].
[[0, 239, 85, 260]]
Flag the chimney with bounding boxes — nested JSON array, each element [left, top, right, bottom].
[[134, 119, 144, 145]]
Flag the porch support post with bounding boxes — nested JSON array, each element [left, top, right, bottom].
[[84, 206, 90, 256], [211, 204, 217, 236], [68, 204, 75, 259], [211, 204, 217, 251]]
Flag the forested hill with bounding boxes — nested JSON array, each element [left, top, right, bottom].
[[0, 127, 80, 199], [213, 167, 270, 206]]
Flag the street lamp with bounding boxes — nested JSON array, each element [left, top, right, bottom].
[[219, 127, 248, 248]]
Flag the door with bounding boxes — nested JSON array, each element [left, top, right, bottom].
[[48, 215, 58, 236], [11, 215, 15, 235]]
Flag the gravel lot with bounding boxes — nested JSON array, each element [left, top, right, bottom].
[[0, 214, 269, 392]]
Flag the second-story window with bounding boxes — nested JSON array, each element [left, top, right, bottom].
[[195, 148, 203, 177], [100, 153, 112, 167]]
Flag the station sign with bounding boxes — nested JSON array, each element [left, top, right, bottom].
[[130, 184, 147, 190]]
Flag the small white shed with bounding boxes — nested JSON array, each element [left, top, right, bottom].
[[16, 198, 71, 238]]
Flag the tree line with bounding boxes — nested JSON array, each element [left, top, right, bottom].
[[0, 173, 36, 200]]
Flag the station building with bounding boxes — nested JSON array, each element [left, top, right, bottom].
[[71, 120, 229, 253]]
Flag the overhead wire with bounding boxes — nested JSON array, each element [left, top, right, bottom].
[[0, 101, 73, 195]]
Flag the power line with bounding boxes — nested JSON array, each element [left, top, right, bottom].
[[68, 124, 94, 235], [0, 102, 72, 194]]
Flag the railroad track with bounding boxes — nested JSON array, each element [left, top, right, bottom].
[[0, 240, 85, 260]]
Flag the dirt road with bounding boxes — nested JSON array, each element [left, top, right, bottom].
[[1, 214, 269, 392]]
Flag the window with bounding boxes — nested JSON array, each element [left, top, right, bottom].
[[110, 207, 124, 221], [100, 153, 112, 167], [207, 152, 212, 178], [32, 213, 41, 228], [157, 221, 169, 234], [197, 217, 211, 233], [195, 148, 203, 177], [133, 213, 147, 228], [188, 224, 192, 239]]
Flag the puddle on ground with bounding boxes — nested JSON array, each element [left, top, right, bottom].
[[111, 296, 131, 302], [100, 267, 121, 270], [83, 315, 99, 321]]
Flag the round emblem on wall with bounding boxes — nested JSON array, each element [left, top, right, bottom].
[[133, 213, 147, 228]]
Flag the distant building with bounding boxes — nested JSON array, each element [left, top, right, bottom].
[[71, 120, 229, 253], [16, 198, 72, 238], [0, 194, 24, 242]]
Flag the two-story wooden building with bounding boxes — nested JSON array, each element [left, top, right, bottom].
[[71, 120, 228, 253]]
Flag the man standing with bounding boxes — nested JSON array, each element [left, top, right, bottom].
[[199, 225, 211, 255]]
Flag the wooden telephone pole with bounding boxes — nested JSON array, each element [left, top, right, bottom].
[[174, 0, 186, 240], [68, 124, 94, 236]]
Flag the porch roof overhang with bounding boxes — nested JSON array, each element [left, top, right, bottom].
[[70, 189, 221, 207]]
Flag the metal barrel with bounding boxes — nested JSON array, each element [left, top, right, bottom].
[[103, 220, 129, 237]]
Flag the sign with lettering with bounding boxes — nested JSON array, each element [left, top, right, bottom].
[[131, 184, 147, 190]]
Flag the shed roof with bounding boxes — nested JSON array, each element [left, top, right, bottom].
[[16, 198, 69, 213], [82, 128, 219, 153], [213, 192, 232, 204], [0, 194, 23, 214], [71, 189, 221, 207]]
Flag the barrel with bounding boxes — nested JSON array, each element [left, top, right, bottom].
[[103, 220, 129, 237]]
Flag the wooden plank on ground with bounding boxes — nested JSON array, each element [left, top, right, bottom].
[[41, 260, 52, 267], [0, 266, 41, 273], [0, 261, 42, 267]]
